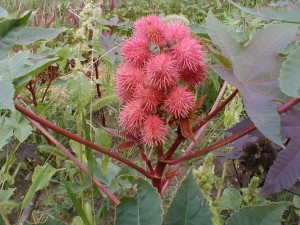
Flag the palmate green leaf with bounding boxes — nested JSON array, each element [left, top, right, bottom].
[[0, 51, 60, 110], [213, 188, 242, 212], [66, 73, 94, 108], [207, 13, 299, 147], [0, 111, 32, 148], [229, 0, 300, 24], [16, 27, 67, 45], [166, 171, 213, 225], [0, 114, 14, 148], [94, 158, 120, 186], [0, 68, 14, 110], [227, 202, 290, 225], [13, 111, 32, 142], [21, 163, 59, 210], [115, 179, 163, 225], [95, 128, 112, 149], [0, 11, 31, 59], [0, 50, 61, 110], [280, 47, 300, 97], [0, 188, 15, 201]]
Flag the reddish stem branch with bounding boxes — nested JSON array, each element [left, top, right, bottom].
[[27, 81, 37, 107], [41, 67, 56, 103], [192, 89, 239, 133], [165, 124, 256, 164], [165, 97, 300, 165], [154, 85, 234, 193], [15, 102, 156, 180], [164, 128, 184, 159], [138, 145, 155, 174], [161, 82, 229, 194], [164, 88, 238, 160], [25, 115, 120, 205]]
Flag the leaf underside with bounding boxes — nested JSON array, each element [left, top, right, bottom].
[[115, 178, 163, 225], [261, 109, 300, 195], [227, 202, 290, 225], [207, 12, 299, 147], [166, 171, 213, 225]]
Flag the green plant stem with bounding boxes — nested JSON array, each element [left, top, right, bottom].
[[165, 97, 300, 164], [14, 102, 157, 180], [23, 114, 121, 206], [0, 208, 11, 225], [216, 160, 228, 200], [76, 108, 86, 210]]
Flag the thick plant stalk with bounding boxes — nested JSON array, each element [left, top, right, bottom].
[[15, 102, 156, 180], [23, 114, 120, 205], [161, 82, 229, 194]]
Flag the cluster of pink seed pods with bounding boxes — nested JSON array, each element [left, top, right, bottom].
[[115, 15, 207, 146]]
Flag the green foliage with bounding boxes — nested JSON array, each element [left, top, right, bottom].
[[227, 202, 290, 225], [0, 10, 31, 59], [94, 128, 112, 149], [0, 50, 61, 110], [0, 188, 18, 216], [65, 183, 92, 225], [166, 171, 213, 225], [115, 179, 163, 225], [16, 27, 67, 45], [22, 163, 60, 210], [91, 94, 118, 112], [0, 111, 32, 148], [66, 73, 94, 108], [280, 47, 300, 98], [214, 188, 242, 212]]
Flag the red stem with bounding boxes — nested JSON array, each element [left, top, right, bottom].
[[165, 97, 300, 164], [192, 89, 239, 132], [15, 102, 157, 180], [27, 81, 37, 107], [41, 67, 56, 103], [25, 115, 120, 205], [138, 145, 155, 174]]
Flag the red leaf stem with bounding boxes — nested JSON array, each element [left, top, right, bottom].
[[15, 102, 156, 180], [165, 97, 300, 164], [25, 115, 120, 205]]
